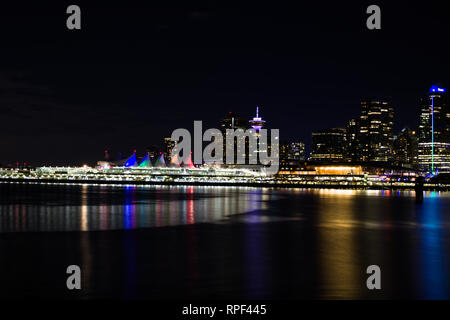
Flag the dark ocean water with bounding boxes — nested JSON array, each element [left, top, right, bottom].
[[1, 182, 450, 299]]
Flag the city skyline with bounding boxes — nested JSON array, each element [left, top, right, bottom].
[[144, 85, 447, 175], [3, 85, 447, 171], [1, 2, 449, 166], [3, 1, 450, 305]]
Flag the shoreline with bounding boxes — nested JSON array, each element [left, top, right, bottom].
[[1, 177, 449, 191]]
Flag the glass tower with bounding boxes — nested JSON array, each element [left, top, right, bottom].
[[418, 86, 450, 173]]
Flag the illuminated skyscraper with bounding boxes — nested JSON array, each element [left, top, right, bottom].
[[309, 127, 346, 162], [220, 111, 247, 164], [280, 141, 305, 162], [221, 112, 247, 132], [418, 85, 450, 173], [358, 100, 394, 162], [164, 137, 176, 162], [344, 119, 359, 162], [392, 128, 418, 168]]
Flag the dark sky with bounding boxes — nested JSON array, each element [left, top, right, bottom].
[[0, 1, 449, 166]]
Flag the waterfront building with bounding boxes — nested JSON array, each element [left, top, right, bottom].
[[139, 153, 152, 168], [124, 152, 138, 167], [418, 85, 450, 173], [155, 153, 166, 167], [309, 127, 346, 163]]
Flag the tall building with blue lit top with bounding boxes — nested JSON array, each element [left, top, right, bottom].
[[418, 85, 450, 173]]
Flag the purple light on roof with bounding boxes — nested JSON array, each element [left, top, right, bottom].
[[249, 106, 265, 131]]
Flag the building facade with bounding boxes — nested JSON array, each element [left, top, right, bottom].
[[345, 118, 359, 162], [418, 85, 450, 173], [280, 141, 305, 162], [309, 127, 346, 162], [220, 111, 248, 165], [163, 137, 176, 162], [392, 127, 418, 168], [358, 100, 394, 163]]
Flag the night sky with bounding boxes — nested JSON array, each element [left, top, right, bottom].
[[0, 1, 449, 166]]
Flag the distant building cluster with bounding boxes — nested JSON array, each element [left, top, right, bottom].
[[94, 85, 448, 175], [159, 85, 448, 174], [218, 107, 272, 167], [308, 99, 396, 165], [304, 86, 449, 174]]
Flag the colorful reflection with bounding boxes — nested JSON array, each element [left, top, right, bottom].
[[186, 186, 195, 225], [416, 192, 449, 299], [0, 184, 272, 232]]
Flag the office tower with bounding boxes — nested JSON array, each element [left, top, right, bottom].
[[220, 111, 247, 164], [418, 85, 450, 173], [221, 112, 248, 132], [358, 99, 394, 162], [280, 141, 305, 163], [309, 127, 346, 162], [345, 118, 359, 162], [163, 138, 176, 162], [392, 127, 418, 168]]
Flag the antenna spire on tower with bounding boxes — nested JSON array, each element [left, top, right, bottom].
[[249, 105, 265, 131]]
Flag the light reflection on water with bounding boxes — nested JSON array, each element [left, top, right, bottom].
[[1, 185, 450, 235], [317, 190, 362, 299], [415, 191, 449, 299], [0, 183, 271, 232], [2, 183, 450, 299]]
